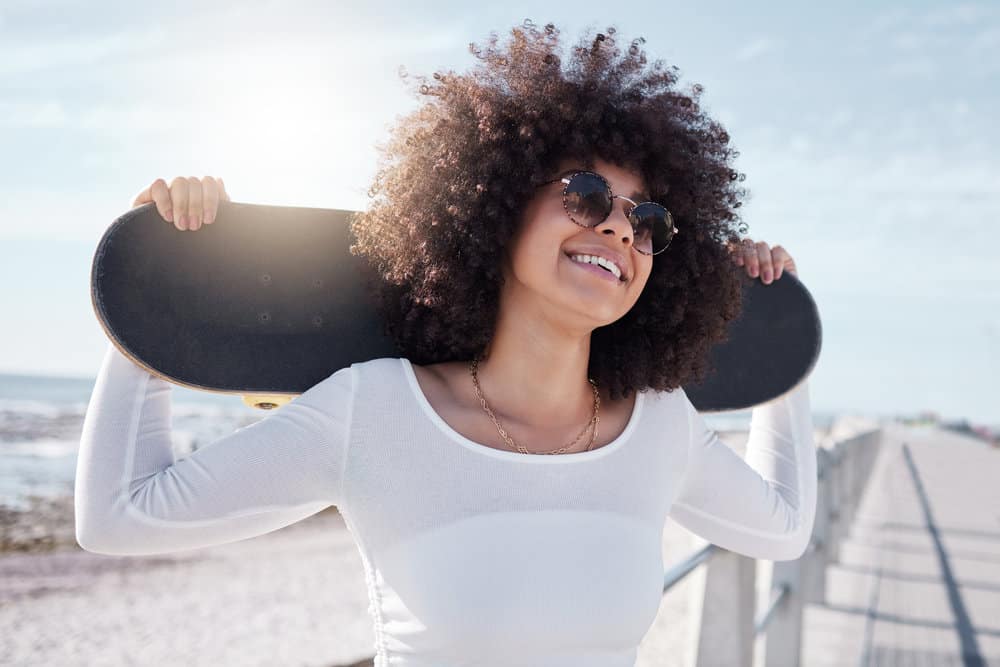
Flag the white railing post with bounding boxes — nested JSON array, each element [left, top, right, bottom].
[[837, 438, 854, 543], [684, 548, 756, 667], [844, 435, 861, 531], [843, 429, 880, 530], [850, 434, 865, 513], [859, 429, 882, 498], [804, 447, 833, 604], [760, 556, 805, 667], [822, 440, 842, 563]]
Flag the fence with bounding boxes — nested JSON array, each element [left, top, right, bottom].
[[661, 426, 884, 666]]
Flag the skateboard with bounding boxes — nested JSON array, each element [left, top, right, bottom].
[[90, 201, 821, 412]]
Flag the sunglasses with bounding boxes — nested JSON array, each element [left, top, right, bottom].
[[537, 170, 679, 256]]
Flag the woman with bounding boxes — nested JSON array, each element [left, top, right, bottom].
[[75, 20, 815, 666]]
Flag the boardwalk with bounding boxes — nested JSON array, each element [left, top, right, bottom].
[[801, 424, 1000, 666]]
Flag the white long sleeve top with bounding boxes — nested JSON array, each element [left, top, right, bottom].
[[75, 341, 817, 667]]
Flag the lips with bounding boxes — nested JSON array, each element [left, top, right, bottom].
[[563, 249, 629, 282], [565, 253, 625, 284]]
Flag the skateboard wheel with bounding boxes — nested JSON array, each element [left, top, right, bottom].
[[242, 395, 292, 410]]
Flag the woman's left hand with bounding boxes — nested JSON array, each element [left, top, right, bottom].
[[728, 239, 798, 284]]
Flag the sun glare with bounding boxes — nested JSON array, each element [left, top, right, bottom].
[[196, 45, 381, 212]]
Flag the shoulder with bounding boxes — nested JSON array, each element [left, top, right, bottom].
[[345, 356, 407, 375], [306, 357, 405, 395], [637, 385, 693, 418], [330, 356, 454, 391]]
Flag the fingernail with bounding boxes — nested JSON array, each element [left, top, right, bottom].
[[178, 214, 188, 230], [164, 209, 173, 222], [204, 212, 213, 225], [763, 269, 771, 281], [750, 266, 758, 276]]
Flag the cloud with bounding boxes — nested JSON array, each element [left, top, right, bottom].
[[0, 98, 214, 132], [967, 25, 1000, 60], [827, 108, 854, 129], [0, 26, 171, 77], [0, 4, 469, 79], [853, 4, 1000, 79], [0, 101, 69, 128], [733, 37, 779, 63], [918, 3, 995, 28]]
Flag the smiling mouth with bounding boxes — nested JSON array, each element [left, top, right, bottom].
[[564, 253, 626, 283]]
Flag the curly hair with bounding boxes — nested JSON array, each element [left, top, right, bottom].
[[350, 19, 750, 400]]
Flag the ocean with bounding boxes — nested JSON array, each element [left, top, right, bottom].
[[0, 372, 263, 511], [0, 371, 825, 511]]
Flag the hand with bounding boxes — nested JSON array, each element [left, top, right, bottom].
[[130, 176, 230, 231], [727, 238, 798, 284]]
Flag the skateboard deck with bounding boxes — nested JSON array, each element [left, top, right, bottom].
[[91, 201, 821, 413]]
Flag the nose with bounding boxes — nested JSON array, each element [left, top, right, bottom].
[[593, 198, 635, 249]]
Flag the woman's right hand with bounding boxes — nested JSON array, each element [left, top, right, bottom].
[[130, 176, 231, 231]]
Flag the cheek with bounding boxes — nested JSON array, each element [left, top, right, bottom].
[[516, 245, 560, 284], [629, 264, 653, 295], [511, 219, 563, 272]]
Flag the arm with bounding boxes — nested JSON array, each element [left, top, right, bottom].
[[74, 341, 353, 556], [668, 381, 817, 561]]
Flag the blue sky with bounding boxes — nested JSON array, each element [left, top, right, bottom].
[[1, 0, 997, 426]]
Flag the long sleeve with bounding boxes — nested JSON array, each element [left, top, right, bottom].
[[74, 341, 354, 556], [668, 380, 817, 561]]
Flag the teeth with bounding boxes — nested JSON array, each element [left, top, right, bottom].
[[569, 254, 622, 280]]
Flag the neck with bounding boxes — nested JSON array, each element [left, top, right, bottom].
[[471, 289, 599, 430]]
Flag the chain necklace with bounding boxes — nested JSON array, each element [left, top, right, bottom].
[[468, 356, 600, 455]]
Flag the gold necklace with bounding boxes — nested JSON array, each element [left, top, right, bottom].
[[468, 356, 600, 455]]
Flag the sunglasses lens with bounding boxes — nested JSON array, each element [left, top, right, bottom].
[[563, 173, 612, 227], [630, 202, 675, 254]]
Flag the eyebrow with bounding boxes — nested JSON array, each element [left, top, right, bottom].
[[630, 187, 652, 202], [556, 168, 651, 202]]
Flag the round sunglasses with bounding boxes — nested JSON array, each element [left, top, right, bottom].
[[537, 170, 679, 256]]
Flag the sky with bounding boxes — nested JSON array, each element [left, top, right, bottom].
[[0, 0, 997, 426]]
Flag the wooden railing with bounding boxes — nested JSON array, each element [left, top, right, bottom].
[[661, 426, 883, 666]]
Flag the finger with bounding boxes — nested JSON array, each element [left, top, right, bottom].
[[770, 244, 787, 280], [742, 238, 759, 277], [727, 240, 745, 266], [186, 176, 204, 230], [168, 176, 190, 230], [218, 177, 231, 202], [150, 178, 173, 223], [756, 241, 773, 283], [771, 244, 798, 279], [132, 178, 173, 223], [131, 182, 154, 208], [202, 176, 221, 225]]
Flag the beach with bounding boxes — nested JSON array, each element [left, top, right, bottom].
[[2, 506, 380, 666]]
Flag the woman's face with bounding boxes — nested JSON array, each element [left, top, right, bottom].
[[500, 157, 655, 329]]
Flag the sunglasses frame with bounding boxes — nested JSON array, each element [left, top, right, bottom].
[[537, 170, 679, 256]]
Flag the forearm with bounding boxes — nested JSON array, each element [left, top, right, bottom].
[[74, 342, 349, 556], [670, 380, 818, 561]]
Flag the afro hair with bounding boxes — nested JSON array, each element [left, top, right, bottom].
[[350, 19, 751, 400]]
